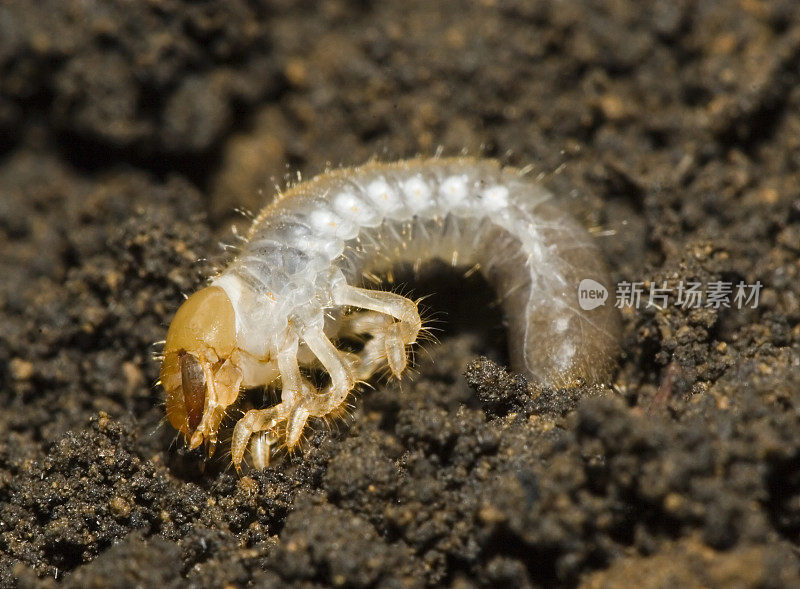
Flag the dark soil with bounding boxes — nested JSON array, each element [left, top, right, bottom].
[[2, 0, 800, 587]]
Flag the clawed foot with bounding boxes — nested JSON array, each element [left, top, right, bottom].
[[231, 406, 284, 472], [336, 285, 421, 380]]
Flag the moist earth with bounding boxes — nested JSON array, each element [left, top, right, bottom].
[[1, 0, 800, 587]]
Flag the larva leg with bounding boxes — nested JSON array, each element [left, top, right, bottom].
[[231, 404, 287, 472], [334, 285, 421, 378], [300, 325, 356, 422], [249, 431, 280, 470], [340, 312, 395, 379], [341, 310, 392, 336], [230, 333, 311, 471]]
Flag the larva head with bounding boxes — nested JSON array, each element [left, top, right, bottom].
[[160, 286, 243, 454]]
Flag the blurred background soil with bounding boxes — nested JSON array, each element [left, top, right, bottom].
[[1, 0, 800, 587]]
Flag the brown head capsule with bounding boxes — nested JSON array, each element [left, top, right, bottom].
[[160, 286, 243, 455]]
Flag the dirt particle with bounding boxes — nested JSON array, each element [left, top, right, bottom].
[[109, 496, 132, 519], [10, 358, 34, 380]]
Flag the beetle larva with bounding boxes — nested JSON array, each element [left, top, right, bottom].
[[159, 157, 621, 470]]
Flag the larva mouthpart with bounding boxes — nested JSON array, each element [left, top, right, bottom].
[[159, 157, 621, 472]]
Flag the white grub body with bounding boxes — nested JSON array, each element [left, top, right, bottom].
[[207, 157, 620, 467]]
